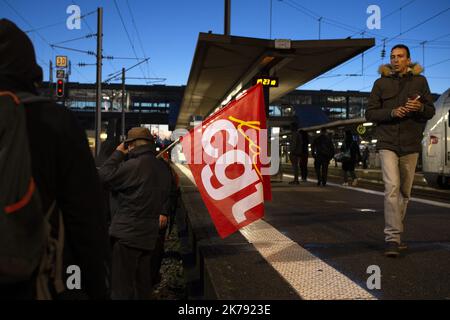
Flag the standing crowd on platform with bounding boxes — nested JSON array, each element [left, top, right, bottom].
[[289, 126, 362, 188]]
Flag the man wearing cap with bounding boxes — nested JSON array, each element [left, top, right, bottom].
[[98, 127, 172, 299]]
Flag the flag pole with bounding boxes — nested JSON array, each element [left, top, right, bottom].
[[156, 137, 180, 159]]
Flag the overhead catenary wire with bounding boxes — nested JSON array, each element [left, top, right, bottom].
[[347, 0, 417, 39], [126, 0, 156, 81], [427, 33, 450, 42], [51, 45, 95, 56], [103, 57, 150, 83], [70, 0, 119, 79], [24, 20, 67, 34], [350, 7, 450, 86], [356, 58, 450, 91], [281, 0, 389, 41], [284, 0, 447, 46], [411, 32, 450, 49], [380, 0, 416, 20], [50, 45, 145, 62], [51, 33, 96, 46], [279, 0, 383, 85], [23, 9, 96, 33], [319, 7, 450, 90], [103, 56, 148, 60], [425, 58, 450, 70], [125, 77, 166, 80], [2, 0, 90, 82], [113, 0, 148, 82], [279, 0, 449, 90], [387, 7, 450, 44]]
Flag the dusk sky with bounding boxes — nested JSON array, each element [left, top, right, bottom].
[[1, 0, 449, 93]]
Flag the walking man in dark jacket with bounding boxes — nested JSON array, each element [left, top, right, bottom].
[[361, 146, 370, 169], [311, 128, 335, 187], [341, 130, 361, 186], [289, 122, 309, 184], [98, 127, 172, 299], [298, 130, 310, 182], [0, 19, 110, 299], [365, 44, 435, 257]]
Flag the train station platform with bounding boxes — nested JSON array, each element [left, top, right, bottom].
[[281, 162, 450, 202], [174, 164, 450, 300], [281, 162, 429, 187]]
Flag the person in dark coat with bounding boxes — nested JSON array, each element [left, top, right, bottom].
[[341, 130, 361, 186], [0, 19, 110, 299], [365, 44, 435, 257], [151, 157, 180, 286], [311, 128, 335, 187], [289, 123, 310, 184], [298, 130, 309, 182], [288, 122, 301, 184], [98, 127, 172, 300], [361, 146, 369, 169]]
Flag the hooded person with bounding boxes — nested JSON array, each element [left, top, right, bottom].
[[0, 19, 43, 94], [366, 44, 435, 257], [0, 19, 110, 299]]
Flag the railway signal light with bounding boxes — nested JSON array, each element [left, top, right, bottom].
[[56, 79, 64, 98]]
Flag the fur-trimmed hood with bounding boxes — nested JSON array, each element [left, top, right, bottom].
[[378, 63, 424, 77]]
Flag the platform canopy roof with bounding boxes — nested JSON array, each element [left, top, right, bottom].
[[176, 32, 375, 128]]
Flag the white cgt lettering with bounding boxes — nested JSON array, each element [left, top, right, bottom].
[[232, 182, 263, 223], [201, 119, 238, 158], [201, 149, 259, 201], [201, 120, 264, 224]]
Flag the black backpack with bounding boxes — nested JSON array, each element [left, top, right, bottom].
[[0, 91, 65, 298]]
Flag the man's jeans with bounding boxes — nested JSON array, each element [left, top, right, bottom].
[[379, 150, 419, 244]]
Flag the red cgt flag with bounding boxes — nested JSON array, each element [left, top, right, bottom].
[[181, 84, 272, 238]]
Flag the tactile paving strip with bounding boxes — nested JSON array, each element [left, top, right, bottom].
[[176, 164, 377, 300], [241, 220, 376, 300]]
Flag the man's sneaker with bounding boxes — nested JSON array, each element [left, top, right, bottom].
[[342, 182, 349, 186], [289, 180, 299, 185], [351, 179, 358, 186], [384, 242, 400, 257], [398, 242, 408, 250]]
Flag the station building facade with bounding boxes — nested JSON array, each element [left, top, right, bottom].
[[39, 81, 438, 167], [40, 81, 372, 133]]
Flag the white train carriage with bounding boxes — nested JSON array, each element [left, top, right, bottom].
[[422, 88, 450, 188]]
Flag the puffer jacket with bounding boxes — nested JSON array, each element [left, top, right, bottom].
[[365, 63, 435, 156]]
